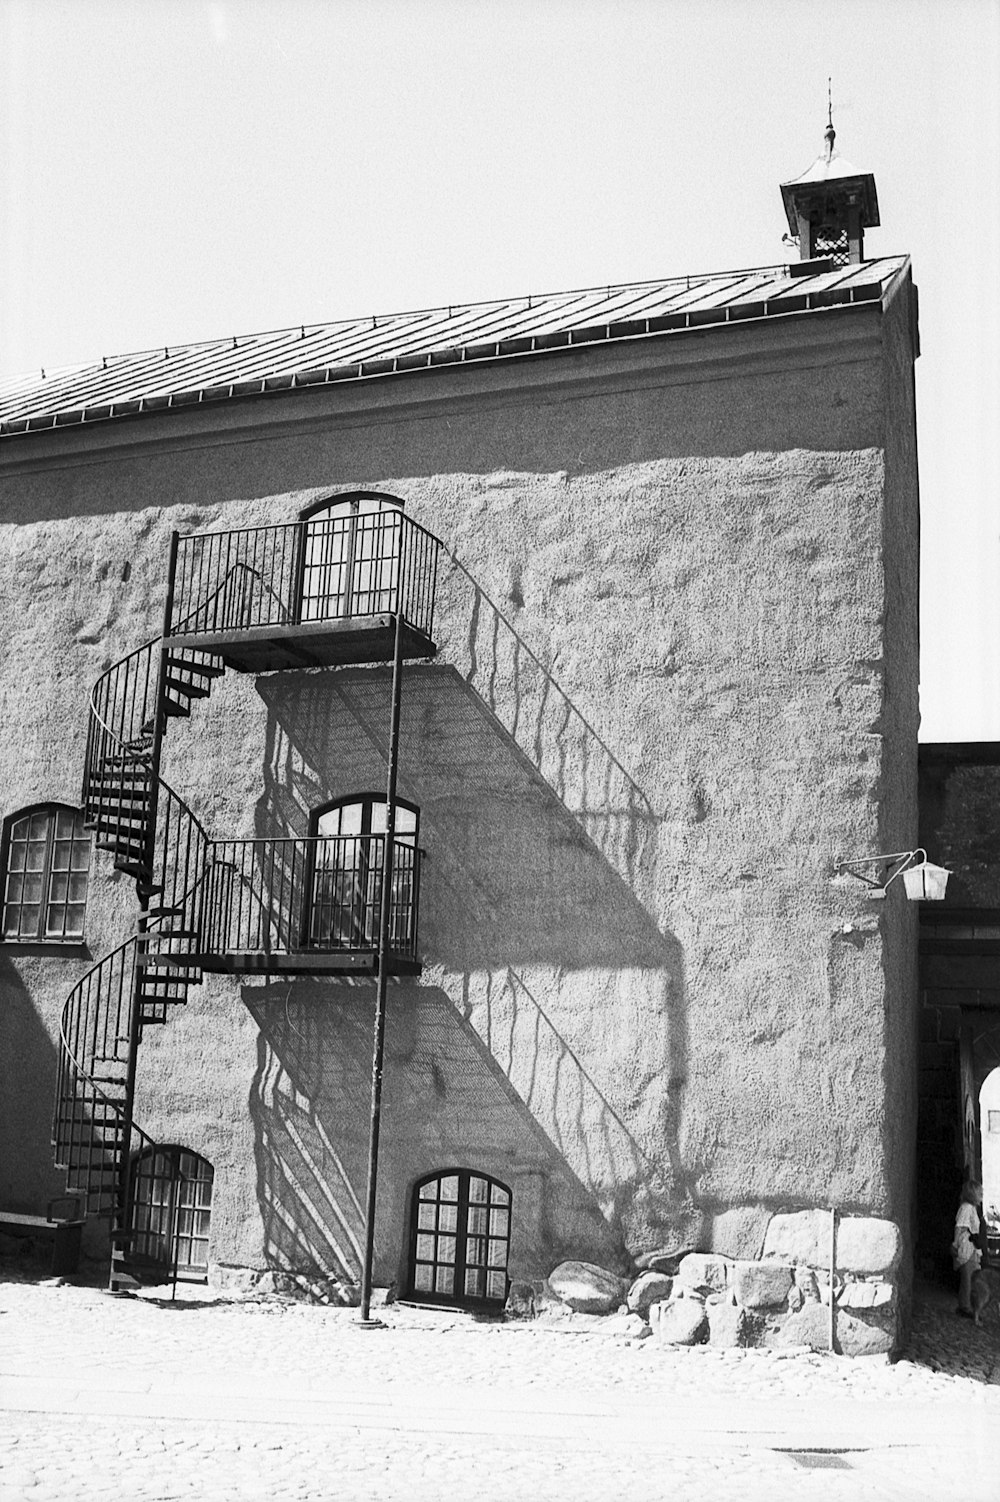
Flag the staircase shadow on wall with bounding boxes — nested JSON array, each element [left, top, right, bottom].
[[250, 578, 693, 1269], [0, 954, 91, 1214], [251, 680, 692, 1266], [255, 663, 670, 970], [246, 978, 637, 1281]]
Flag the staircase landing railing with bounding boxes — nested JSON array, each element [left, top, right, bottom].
[[200, 834, 421, 963], [167, 512, 440, 643]]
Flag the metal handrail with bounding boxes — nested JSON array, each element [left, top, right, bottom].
[[54, 935, 162, 1210], [169, 561, 280, 634], [86, 636, 159, 754]]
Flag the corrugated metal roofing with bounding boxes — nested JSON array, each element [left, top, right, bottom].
[[0, 256, 909, 439]]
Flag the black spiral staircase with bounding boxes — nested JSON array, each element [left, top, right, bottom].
[[52, 500, 441, 1288]]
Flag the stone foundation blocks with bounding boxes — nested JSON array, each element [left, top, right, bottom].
[[731, 1259, 792, 1309], [676, 1253, 729, 1293]]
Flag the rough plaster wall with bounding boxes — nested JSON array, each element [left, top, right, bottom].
[[0, 316, 917, 1281]]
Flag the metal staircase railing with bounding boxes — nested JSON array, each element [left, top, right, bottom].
[[56, 606, 225, 1280], [167, 511, 440, 642], [54, 511, 442, 1289]]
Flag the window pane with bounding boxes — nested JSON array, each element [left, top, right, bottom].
[[468, 1177, 488, 1204], [465, 1268, 484, 1298], [487, 1270, 507, 1301], [439, 1175, 458, 1202], [64, 904, 86, 936], [435, 1266, 454, 1295], [413, 1263, 433, 1292], [417, 1203, 436, 1231], [416, 1233, 435, 1261], [438, 1202, 458, 1234], [436, 1235, 456, 1265]]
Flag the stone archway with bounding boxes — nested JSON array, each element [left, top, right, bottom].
[[980, 1067, 1000, 1246]]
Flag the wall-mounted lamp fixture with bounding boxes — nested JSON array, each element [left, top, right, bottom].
[[834, 848, 951, 902]]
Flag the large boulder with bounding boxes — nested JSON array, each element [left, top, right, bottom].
[[761, 1210, 830, 1266], [836, 1218, 902, 1275], [707, 1206, 770, 1261], [731, 1260, 792, 1309], [547, 1260, 627, 1314], [627, 1271, 674, 1317], [774, 1303, 831, 1352], [677, 1253, 729, 1293], [707, 1300, 751, 1348], [654, 1298, 708, 1346], [505, 1281, 537, 1319]]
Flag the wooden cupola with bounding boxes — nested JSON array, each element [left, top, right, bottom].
[[781, 101, 879, 267]]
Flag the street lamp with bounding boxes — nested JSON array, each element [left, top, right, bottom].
[[834, 848, 951, 901]]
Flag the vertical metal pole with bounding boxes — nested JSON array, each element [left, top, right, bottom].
[[359, 605, 405, 1324], [829, 1206, 838, 1352]]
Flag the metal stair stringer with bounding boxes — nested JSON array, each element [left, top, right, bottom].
[[55, 628, 225, 1269]]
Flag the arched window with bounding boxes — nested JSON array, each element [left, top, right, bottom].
[[305, 793, 418, 951], [407, 1168, 512, 1309], [298, 492, 404, 623], [1, 804, 90, 943], [129, 1146, 214, 1282]]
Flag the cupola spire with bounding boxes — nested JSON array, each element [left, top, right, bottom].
[[824, 78, 836, 158], [780, 90, 879, 267]]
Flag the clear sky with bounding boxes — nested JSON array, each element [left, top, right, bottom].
[[2, 0, 998, 742]]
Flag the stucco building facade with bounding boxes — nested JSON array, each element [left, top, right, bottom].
[[0, 154, 924, 1344]]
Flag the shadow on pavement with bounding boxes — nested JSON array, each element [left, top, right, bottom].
[[901, 1274, 1000, 1384]]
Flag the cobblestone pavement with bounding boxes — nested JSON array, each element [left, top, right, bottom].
[[1, 1266, 998, 1501]]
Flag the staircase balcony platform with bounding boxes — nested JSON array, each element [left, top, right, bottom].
[[163, 615, 436, 673], [145, 948, 422, 978]]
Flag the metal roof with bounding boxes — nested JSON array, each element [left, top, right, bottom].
[[0, 257, 910, 440]]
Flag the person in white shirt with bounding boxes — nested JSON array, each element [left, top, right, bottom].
[[951, 1178, 984, 1318]]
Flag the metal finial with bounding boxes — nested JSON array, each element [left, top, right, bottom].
[[824, 77, 836, 158]]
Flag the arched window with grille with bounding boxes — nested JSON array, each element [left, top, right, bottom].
[[129, 1146, 215, 1282], [305, 793, 419, 953], [0, 803, 91, 944], [407, 1169, 512, 1309], [298, 492, 403, 623]]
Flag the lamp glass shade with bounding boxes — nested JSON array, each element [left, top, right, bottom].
[[902, 862, 950, 901]]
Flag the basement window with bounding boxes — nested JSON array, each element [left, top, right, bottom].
[[0, 804, 91, 944], [406, 1168, 512, 1309]]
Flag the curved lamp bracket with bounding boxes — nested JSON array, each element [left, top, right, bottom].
[[834, 848, 950, 902]]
